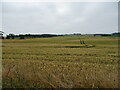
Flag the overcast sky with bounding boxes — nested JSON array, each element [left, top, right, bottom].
[[1, 2, 118, 35]]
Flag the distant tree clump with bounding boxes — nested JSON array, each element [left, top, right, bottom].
[[20, 37, 25, 39], [6, 36, 10, 39], [2, 37, 4, 39], [112, 32, 120, 37]]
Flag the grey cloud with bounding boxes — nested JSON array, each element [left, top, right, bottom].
[[1, 2, 118, 34]]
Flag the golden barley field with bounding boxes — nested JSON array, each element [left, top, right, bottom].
[[2, 36, 119, 88]]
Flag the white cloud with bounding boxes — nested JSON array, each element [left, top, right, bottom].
[[56, 5, 70, 15]]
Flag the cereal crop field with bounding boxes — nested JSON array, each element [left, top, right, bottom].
[[2, 36, 119, 88]]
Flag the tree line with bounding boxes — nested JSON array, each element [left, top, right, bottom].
[[5, 34, 63, 39], [0, 32, 120, 39]]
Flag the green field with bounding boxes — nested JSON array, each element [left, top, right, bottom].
[[2, 36, 119, 88]]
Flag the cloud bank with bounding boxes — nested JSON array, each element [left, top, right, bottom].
[[1, 2, 118, 34]]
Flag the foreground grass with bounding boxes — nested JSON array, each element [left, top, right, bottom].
[[2, 36, 119, 88]]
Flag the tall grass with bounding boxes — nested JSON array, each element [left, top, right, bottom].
[[2, 36, 118, 88]]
